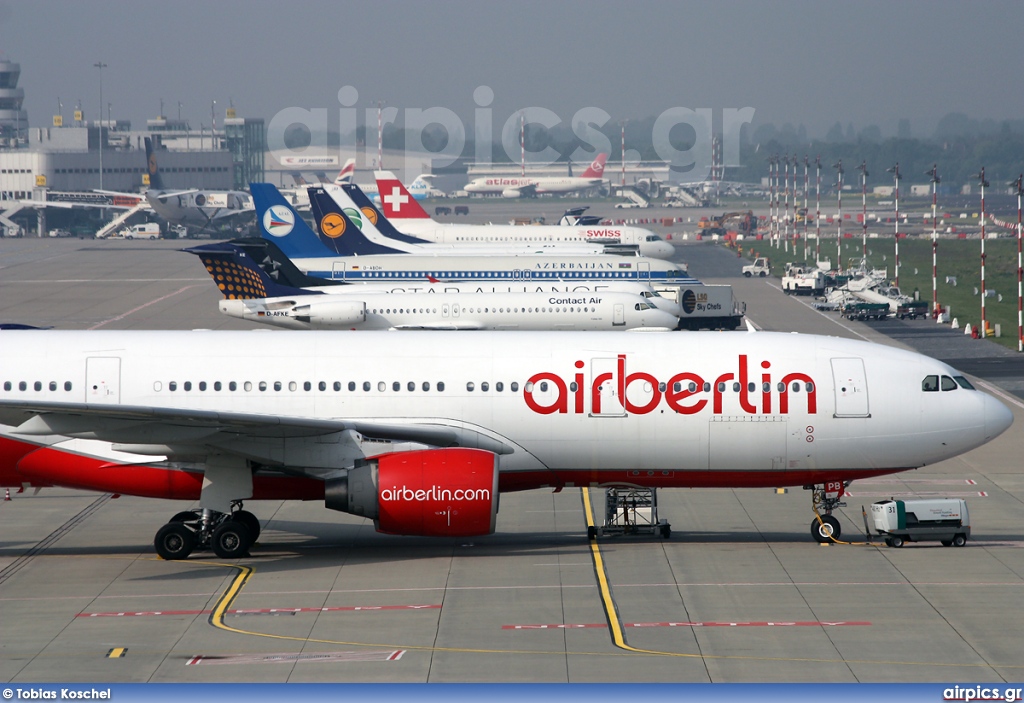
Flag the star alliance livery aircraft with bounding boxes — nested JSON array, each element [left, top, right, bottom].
[[0, 328, 1012, 559]]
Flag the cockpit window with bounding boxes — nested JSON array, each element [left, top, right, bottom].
[[941, 375, 957, 391], [922, 375, 939, 392], [954, 375, 976, 390]]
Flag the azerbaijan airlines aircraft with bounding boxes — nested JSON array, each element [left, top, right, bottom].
[[252, 184, 692, 284], [373, 172, 675, 259], [0, 329, 1011, 559], [463, 153, 608, 197], [189, 241, 679, 330]]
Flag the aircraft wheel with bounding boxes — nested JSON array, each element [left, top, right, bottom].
[[660, 524, 671, 539], [170, 510, 198, 523], [211, 521, 251, 559], [587, 526, 597, 541], [154, 523, 196, 560], [952, 534, 967, 547], [890, 535, 905, 548], [810, 515, 841, 543], [233, 510, 261, 540]]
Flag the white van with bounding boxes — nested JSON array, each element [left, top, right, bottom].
[[119, 223, 161, 240]]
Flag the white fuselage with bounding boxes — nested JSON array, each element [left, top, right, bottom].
[[0, 330, 1011, 489], [218, 290, 679, 331], [394, 220, 675, 260], [464, 176, 603, 196]]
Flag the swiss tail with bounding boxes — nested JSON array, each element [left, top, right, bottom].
[[340, 183, 431, 245], [374, 171, 432, 220]]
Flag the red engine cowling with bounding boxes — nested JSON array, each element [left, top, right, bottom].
[[325, 448, 499, 537]]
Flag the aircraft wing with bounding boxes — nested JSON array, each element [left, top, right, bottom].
[[0, 400, 512, 454], [391, 323, 485, 331], [516, 183, 538, 197]]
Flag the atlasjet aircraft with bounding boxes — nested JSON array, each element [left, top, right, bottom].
[[0, 329, 1011, 559], [188, 241, 678, 331], [463, 153, 608, 197]]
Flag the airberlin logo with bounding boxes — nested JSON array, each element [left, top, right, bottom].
[[263, 205, 295, 237], [380, 485, 491, 502], [523, 354, 817, 416]]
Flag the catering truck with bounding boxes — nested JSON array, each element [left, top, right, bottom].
[[655, 284, 746, 330]]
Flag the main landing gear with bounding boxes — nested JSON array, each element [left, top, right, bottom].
[[806, 482, 847, 543], [154, 502, 261, 560]]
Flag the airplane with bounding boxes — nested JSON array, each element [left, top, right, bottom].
[[185, 236, 684, 317], [141, 138, 253, 232], [0, 327, 1011, 559], [463, 153, 608, 197], [373, 171, 676, 259], [188, 240, 679, 331], [336, 158, 440, 201], [308, 185, 608, 257], [251, 183, 694, 284]]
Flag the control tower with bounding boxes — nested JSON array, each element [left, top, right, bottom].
[[0, 61, 28, 146]]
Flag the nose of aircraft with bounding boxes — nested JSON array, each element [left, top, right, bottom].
[[984, 392, 1015, 441], [647, 239, 676, 259]]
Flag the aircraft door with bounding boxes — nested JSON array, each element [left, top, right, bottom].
[[331, 262, 347, 281], [589, 357, 626, 417], [613, 304, 625, 326], [86, 357, 121, 404], [637, 261, 651, 281], [831, 357, 870, 417], [708, 417, 787, 470]]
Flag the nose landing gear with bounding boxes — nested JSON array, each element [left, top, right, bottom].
[[807, 482, 848, 543], [153, 502, 261, 560]]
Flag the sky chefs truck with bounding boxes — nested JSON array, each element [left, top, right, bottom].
[[655, 284, 745, 330], [870, 498, 970, 548]]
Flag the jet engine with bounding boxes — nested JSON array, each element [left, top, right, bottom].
[[501, 188, 522, 198], [290, 299, 366, 326], [325, 448, 499, 537]]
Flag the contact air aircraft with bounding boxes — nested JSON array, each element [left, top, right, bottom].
[[372, 171, 675, 259], [188, 240, 679, 331], [0, 328, 1012, 559]]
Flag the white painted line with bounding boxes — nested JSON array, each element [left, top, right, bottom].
[[87, 284, 200, 330]]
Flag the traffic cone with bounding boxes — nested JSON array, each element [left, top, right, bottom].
[[4, 488, 10, 501]]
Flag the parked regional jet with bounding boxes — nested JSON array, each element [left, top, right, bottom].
[[463, 153, 608, 197], [0, 329, 1011, 559], [188, 241, 677, 331], [187, 237, 683, 317], [373, 172, 675, 259], [142, 138, 253, 232], [251, 184, 693, 284]]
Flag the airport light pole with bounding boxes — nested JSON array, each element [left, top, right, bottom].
[[767, 155, 776, 246], [834, 160, 843, 272], [887, 163, 901, 288], [978, 167, 990, 337], [815, 155, 821, 266], [783, 156, 790, 253], [377, 99, 386, 170], [803, 155, 810, 262], [619, 120, 627, 187], [1014, 174, 1023, 351], [93, 62, 107, 190], [857, 161, 868, 261], [928, 164, 941, 316]]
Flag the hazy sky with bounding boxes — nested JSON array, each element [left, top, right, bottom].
[[2, 0, 1022, 142]]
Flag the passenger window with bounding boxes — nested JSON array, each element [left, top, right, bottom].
[[732, 382, 741, 392], [363, 382, 371, 391], [2, 381, 9, 391], [304, 382, 311, 391], [183, 381, 192, 391], [703, 382, 711, 392], [348, 381, 355, 391], [169, 381, 177, 391], [422, 381, 431, 391], [244, 381, 252, 391], [510, 382, 518, 392], [941, 375, 957, 391], [717, 382, 726, 392], [258, 381, 267, 392], [482, 382, 490, 392], [539, 381, 548, 392], [230, 381, 238, 391], [274, 381, 282, 391], [335, 382, 343, 392], [922, 375, 939, 392], [467, 382, 475, 392], [438, 381, 445, 392], [199, 381, 207, 391], [48, 381, 56, 391], [496, 382, 504, 392], [289, 381, 298, 392], [407, 382, 415, 392], [153, 381, 162, 392], [393, 381, 401, 392], [378, 381, 386, 392], [214, 381, 222, 391], [318, 381, 326, 391]]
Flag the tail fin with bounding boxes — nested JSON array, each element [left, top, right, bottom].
[[581, 153, 608, 179], [340, 183, 431, 244], [334, 158, 356, 185], [183, 241, 317, 300], [307, 186, 404, 256], [289, 172, 308, 186], [313, 171, 329, 183], [143, 137, 166, 190], [374, 171, 433, 220], [250, 183, 336, 259]]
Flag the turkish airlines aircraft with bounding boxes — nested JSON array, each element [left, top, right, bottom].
[[189, 240, 678, 330], [372, 172, 675, 259], [463, 153, 608, 197], [186, 238, 683, 317], [252, 184, 693, 284], [0, 329, 1011, 559]]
